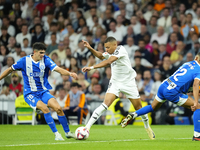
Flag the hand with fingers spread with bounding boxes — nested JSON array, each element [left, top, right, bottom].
[[82, 40, 92, 50]]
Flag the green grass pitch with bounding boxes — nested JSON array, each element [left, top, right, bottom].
[[0, 125, 199, 150]]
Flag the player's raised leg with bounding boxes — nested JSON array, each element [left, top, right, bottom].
[[85, 93, 116, 130], [37, 100, 64, 141], [128, 98, 155, 140], [121, 98, 162, 128], [47, 98, 75, 139]]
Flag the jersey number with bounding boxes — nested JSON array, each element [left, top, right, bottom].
[[27, 94, 35, 103], [173, 68, 187, 81]]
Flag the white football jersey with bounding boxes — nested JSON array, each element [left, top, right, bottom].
[[102, 45, 137, 82]]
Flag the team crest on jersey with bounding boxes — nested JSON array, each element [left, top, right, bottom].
[[39, 64, 45, 70], [114, 50, 119, 55], [113, 46, 120, 55]]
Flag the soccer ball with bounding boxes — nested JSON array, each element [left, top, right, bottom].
[[75, 127, 89, 140]]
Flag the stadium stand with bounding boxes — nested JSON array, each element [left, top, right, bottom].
[[0, 0, 196, 125]]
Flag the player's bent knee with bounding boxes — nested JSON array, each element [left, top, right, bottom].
[[41, 107, 50, 113], [134, 105, 142, 110], [37, 102, 50, 113], [55, 106, 63, 114]]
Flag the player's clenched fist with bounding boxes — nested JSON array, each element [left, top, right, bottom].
[[82, 67, 91, 72]]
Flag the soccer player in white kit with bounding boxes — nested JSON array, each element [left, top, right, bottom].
[[82, 37, 155, 140]]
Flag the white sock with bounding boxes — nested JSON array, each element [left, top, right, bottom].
[[141, 114, 150, 129], [194, 131, 200, 137], [86, 103, 108, 130]]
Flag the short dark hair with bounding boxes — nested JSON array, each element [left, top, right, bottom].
[[170, 32, 177, 36], [86, 32, 93, 37], [134, 56, 142, 59], [33, 42, 46, 51], [2, 16, 9, 21], [51, 32, 57, 36], [81, 57, 87, 61], [33, 16, 40, 20], [150, 15, 158, 20], [35, 23, 42, 28], [163, 7, 170, 11], [187, 13, 193, 18], [109, 20, 117, 25], [66, 23, 73, 28], [71, 82, 80, 88], [152, 40, 158, 44], [104, 37, 116, 43], [50, 22, 58, 27], [59, 88, 66, 92], [135, 49, 141, 53], [23, 38, 29, 41], [90, 6, 97, 10], [47, 10, 54, 15], [138, 39, 145, 43], [89, 54, 95, 59], [1, 26, 7, 30], [21, 23, 28, 28]]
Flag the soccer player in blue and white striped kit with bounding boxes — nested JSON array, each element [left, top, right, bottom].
[[0, 42, 78, 141], [121, 52, 200, 141]]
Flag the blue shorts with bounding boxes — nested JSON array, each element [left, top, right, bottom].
[[155, 81, 188, 106], [24, 90, 55, 110]]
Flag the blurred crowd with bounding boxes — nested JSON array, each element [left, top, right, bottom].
[[0, 0, 198, 124]]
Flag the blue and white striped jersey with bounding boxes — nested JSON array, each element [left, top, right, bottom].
[[11, 55, 57, 95], [168, 60, 200, 93]]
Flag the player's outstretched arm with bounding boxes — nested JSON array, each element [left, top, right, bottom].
[[82, 40, 105, 60], [192, 79, 200, 111], [82, 56, 117, 72], [0, 67, 13, 80], [54, 66, 78, 79]]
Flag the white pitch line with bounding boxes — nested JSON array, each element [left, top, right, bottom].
[[0, 138, 192, 147]]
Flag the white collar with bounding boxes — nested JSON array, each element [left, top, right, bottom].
[[30, 55, 39, 64], [195, 60, 200, 66]]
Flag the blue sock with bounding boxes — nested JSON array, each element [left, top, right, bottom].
[[44, 112, 57, 133], [193, 109, 200, 133], [57, 115, 70, 133], [136, 105, 154, 116]]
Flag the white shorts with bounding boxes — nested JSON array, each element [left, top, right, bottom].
[[106, 79, 140, 99]]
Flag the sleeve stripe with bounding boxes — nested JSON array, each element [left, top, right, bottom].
[[11, 65, 16, 70], [52, 66, 58, 72], [194, 77, 200, 80]]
